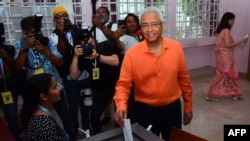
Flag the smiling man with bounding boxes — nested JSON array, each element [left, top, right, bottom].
[[113, 6, 193, 141]]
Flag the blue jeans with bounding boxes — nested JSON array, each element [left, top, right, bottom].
[[54, 89, 76, 141], [134, 99, 182, 141], [0, 85, 26, 141], [63, 78, 91, 132]]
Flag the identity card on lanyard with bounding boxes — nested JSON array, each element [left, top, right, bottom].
[[0, 58, 14, 105], [92, 59, 100, 80]]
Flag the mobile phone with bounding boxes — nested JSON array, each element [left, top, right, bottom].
[[117, 20, 125, 29]]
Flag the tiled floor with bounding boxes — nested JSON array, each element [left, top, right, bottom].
[[1, 66, 249, 141], [182, 66, 250, 141], [97, 66, 250, 141]]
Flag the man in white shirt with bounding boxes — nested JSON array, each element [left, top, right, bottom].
[[92, 6, 117, 43]]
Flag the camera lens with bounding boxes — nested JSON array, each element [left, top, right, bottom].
[[82, 44, 93, 57]]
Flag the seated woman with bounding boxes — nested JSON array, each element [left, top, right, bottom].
[[20, 73, 70, 141]]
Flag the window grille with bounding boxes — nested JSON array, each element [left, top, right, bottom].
[[0, 0, 86, 45], [0, 0, 223, 45], [100, 0, 168, 36], [176, 0, 222, 39]]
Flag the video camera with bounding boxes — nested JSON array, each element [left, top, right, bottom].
[[0, 23, 15, 57], [81, 24, 93, 57], [33, 13, 49, 46]]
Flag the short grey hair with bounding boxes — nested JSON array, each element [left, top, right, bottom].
[[140, 6, 164, 24]]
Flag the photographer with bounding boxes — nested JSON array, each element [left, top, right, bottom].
[[14, 16, 75, 141], [0, 25, 26, 141], [70, 29, 120, 135], [91, 6, 123, 127], [50, 6, 91, 138]]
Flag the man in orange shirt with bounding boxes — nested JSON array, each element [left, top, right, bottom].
[[113, 6, 193, 141]]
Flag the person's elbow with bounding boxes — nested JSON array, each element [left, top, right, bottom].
[[70, 73, 79, 80], [14, 61, 24, 70], [111, 55, 120, 66], [57, 61, 64, 67], [15, 65, 23, 71], [113, 59, 119, 66]]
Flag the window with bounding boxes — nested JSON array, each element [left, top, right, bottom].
[[176, 0, 222, 39], [0, 0, 222, 46], [0, 0, 86, 45], [100, 0, 168, 36]]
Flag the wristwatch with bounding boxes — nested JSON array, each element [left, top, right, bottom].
[[19, 48, 29, 54], [96, 53, 101, 60]]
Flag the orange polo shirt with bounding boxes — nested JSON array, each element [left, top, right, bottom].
[[113, 37, 193, 112]]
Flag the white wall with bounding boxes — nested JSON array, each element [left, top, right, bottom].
[[221, 0, 250, 73], [183, 0, 250, 73], [184, 45, 215, 69], [83, 0, 102, 26]]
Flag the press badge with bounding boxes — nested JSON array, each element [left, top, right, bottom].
[[34, 68, 44, 75], [92, 67, 100, 80], [1, 91, 14, 105]]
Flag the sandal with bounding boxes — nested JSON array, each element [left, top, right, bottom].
[[205, 96, 219, 102], [232, 96, 242, 101]]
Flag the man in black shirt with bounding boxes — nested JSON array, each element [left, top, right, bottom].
[[70, 37, 120, 134]]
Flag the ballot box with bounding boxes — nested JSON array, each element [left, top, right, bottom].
[[79, 124, 164, 141], [169, 127, 208, 141]]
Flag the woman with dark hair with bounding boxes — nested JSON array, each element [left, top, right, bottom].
[[206, 12, 248, 102], [113, 13, 144, 124], [21, 73, 70, 141], [115, 13, 144, 54]]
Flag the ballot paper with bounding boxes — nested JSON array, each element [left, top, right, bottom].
[[244, 34, 249, 39], [123, 119, 133, 141], [240, 34, 249, 48]]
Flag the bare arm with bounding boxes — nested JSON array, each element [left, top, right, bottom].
[[92, 15, 115, 41], [224, 29, 248, 48], [225, 37, 248, 48], [98, 25, 115, 41], [97, 53, 119, 67], [113, 27, 126, 51], [35, 40, 63, 67], [15, 35, 34, 70], [69, 45, 82, 79]]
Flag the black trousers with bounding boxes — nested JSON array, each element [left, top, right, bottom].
[[134, 99, 182, 141], [90, 85, 115, 134]]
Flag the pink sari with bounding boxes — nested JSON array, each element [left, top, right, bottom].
[[208, 29, 242, 97]]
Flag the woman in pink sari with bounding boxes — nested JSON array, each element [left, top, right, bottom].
[[206, 12, 248, 102]]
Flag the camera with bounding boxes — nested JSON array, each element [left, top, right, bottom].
[[118, 19, 125, 29], [64, 19, 75, 32], [81, 24, 93, 57], [0, 23, 15, 57], [33, 13, 49, 46]]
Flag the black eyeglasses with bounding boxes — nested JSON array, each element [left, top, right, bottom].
[[141, 22, 162, 30], [55, 14, 69, 20]]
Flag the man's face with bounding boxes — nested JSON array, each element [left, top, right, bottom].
[[140, 12, 164, 43], [23, 28, 35, 37], [54, 12, 69, 31], [96, 7, 109, 24]]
